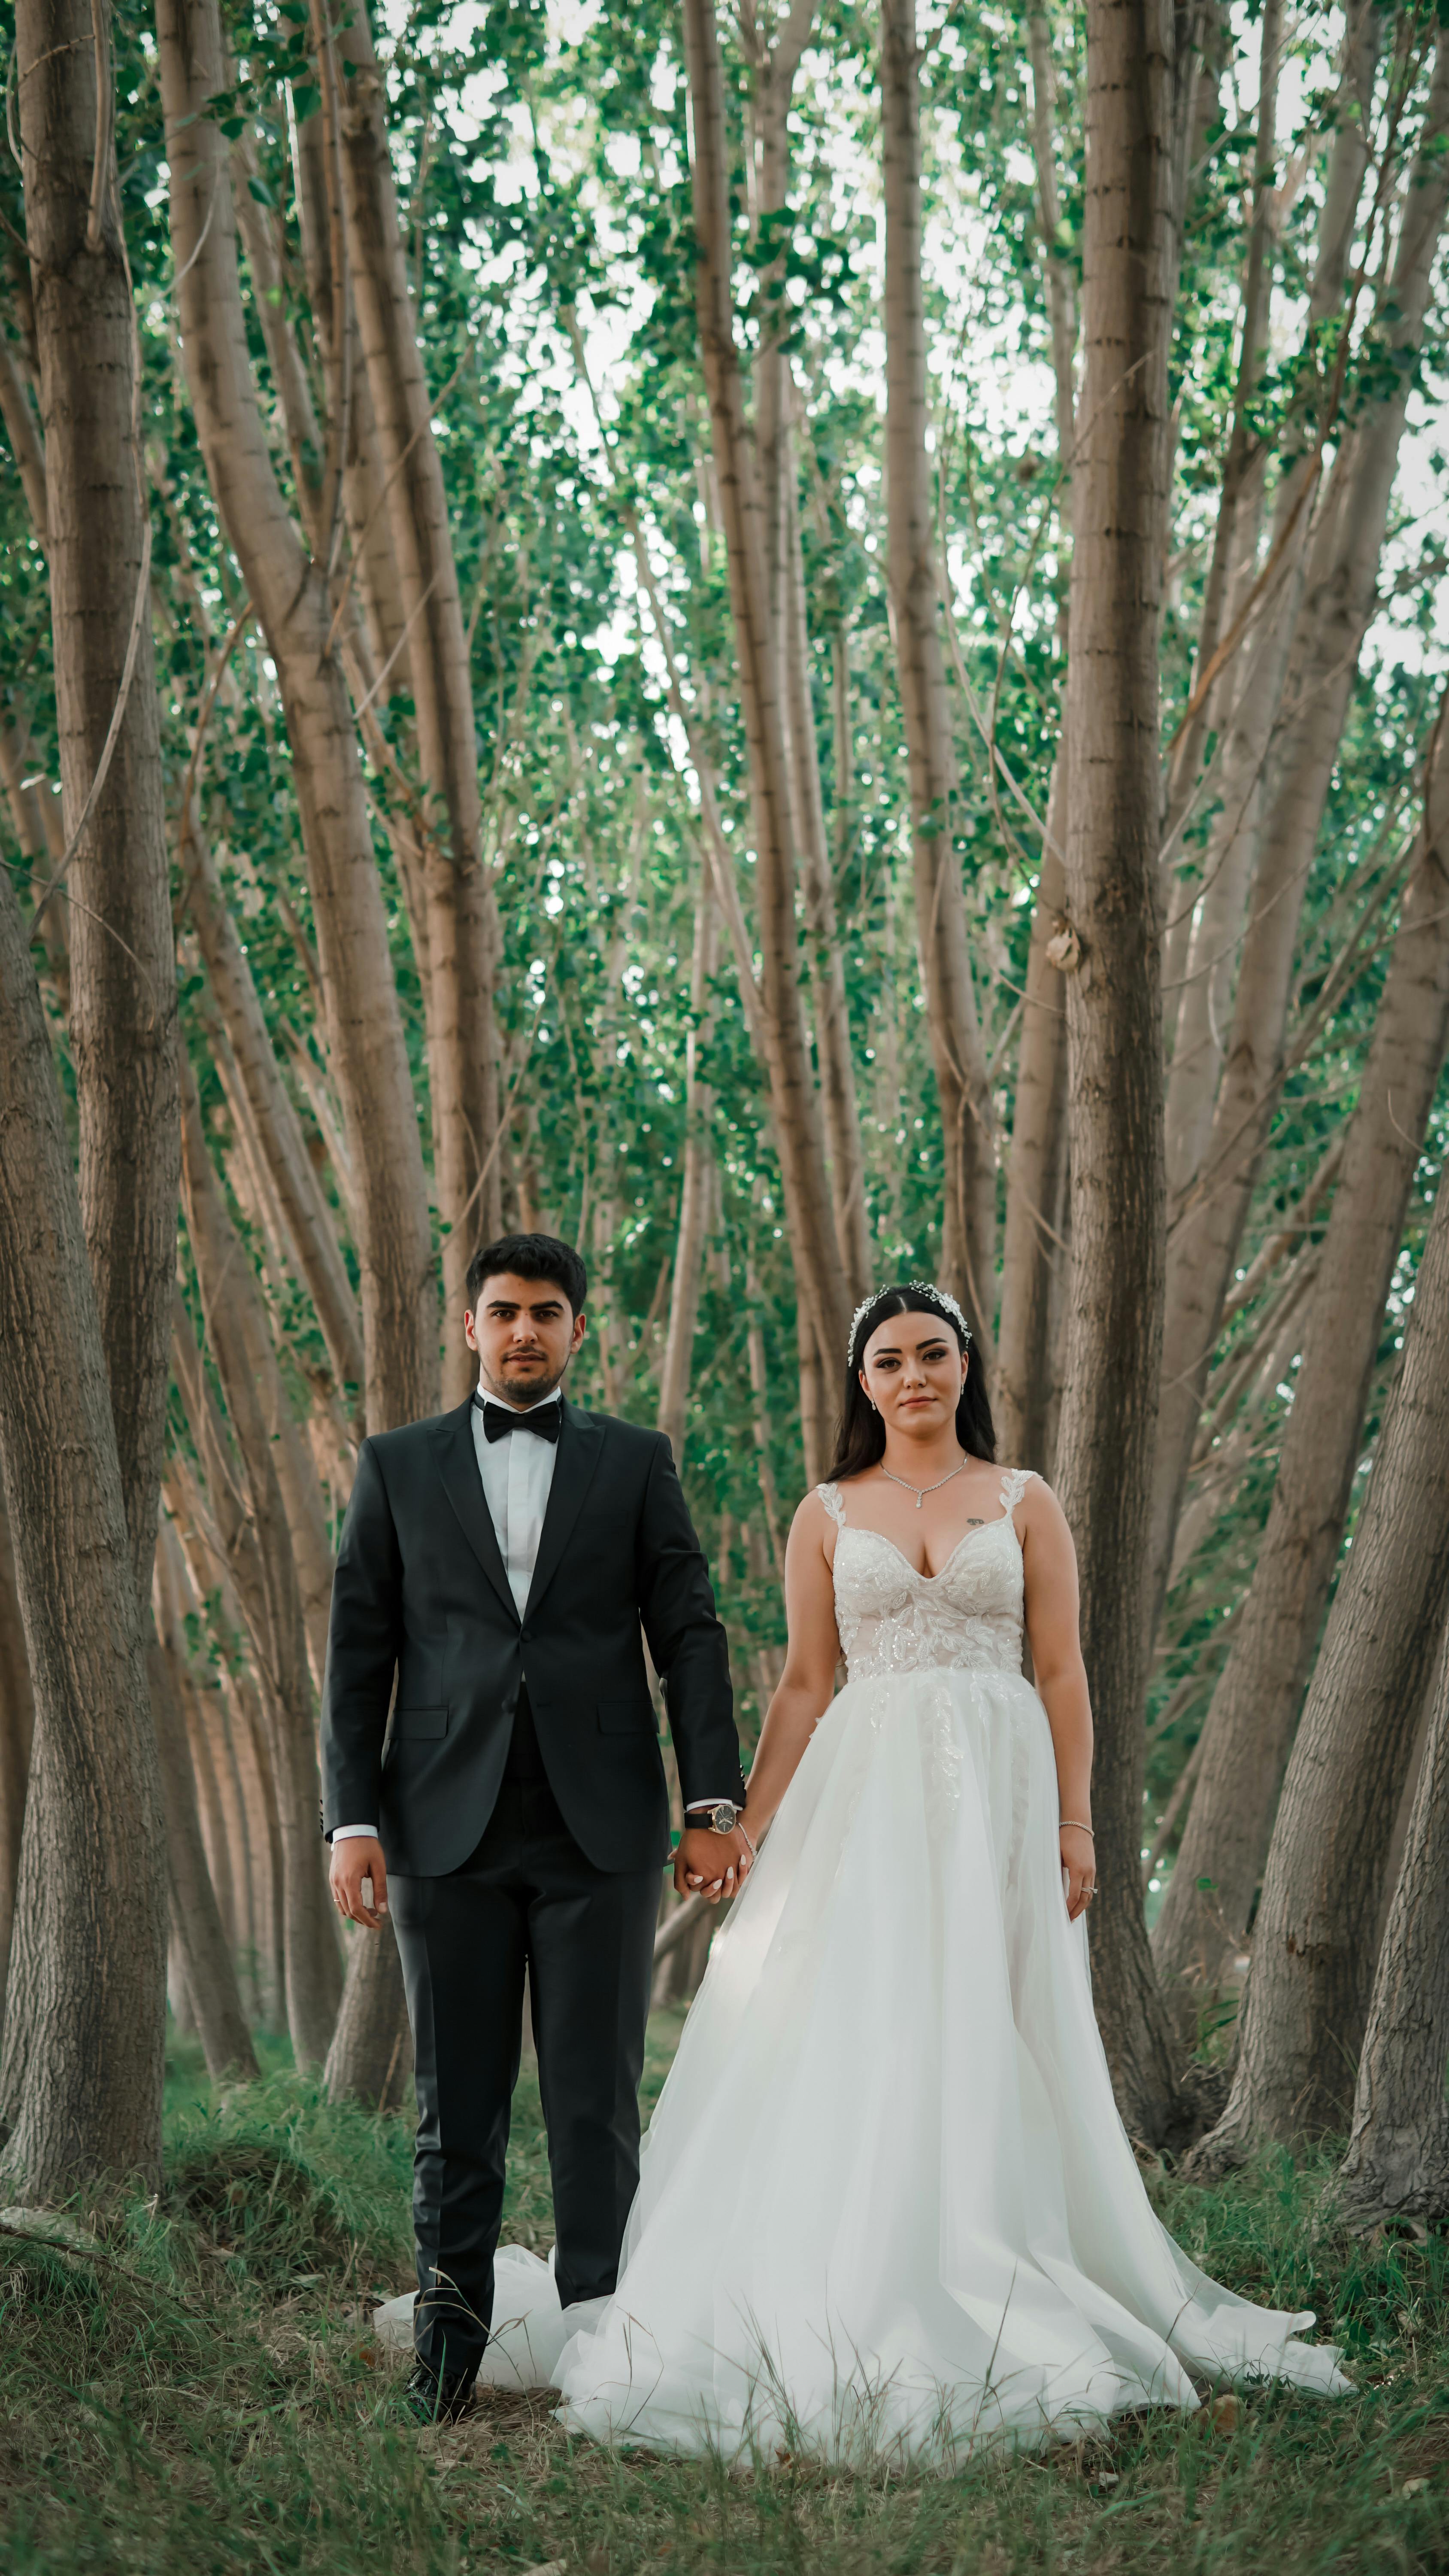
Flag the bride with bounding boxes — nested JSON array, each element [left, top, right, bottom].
[[384, 1281, 1350, 2465]]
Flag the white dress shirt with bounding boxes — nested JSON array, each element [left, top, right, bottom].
[[334, 1377, 729, 1838]]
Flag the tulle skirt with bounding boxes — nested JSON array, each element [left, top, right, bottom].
[[383, 1660, 1350, 2467]]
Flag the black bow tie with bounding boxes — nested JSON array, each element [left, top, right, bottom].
[[474, 1395, 561, 1445]]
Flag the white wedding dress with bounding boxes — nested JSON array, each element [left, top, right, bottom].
[[378, 1468, 1349, 2466]]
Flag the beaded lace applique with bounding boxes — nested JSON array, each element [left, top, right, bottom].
[[818, 1469, 1035, 1684]]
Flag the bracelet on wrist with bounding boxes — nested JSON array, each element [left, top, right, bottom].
[[1059, 1819, 1094, 1839]]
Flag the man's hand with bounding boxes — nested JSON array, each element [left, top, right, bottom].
[[674, 1823, 753, 1905], [330, 1834, 389, 1928]]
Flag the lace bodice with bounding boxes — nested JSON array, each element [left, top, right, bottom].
[[820, 1470, 1034, 1682]]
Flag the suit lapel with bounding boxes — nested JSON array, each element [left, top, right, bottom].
[[432, 1400, 518, 1624], [524, 1400, 605, 1621]]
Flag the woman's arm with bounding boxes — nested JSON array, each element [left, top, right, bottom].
[[740, 1492, 842, 1839], [1019, 1479, 1097, 1922]]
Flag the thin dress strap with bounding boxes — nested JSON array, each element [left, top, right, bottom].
[[999, 1466, 1035, 1517], [818, 1480, 846, 1528]]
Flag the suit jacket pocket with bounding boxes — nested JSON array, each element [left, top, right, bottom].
[[597, 1697, 656, 1736], [392, 1706, 449, 1741]]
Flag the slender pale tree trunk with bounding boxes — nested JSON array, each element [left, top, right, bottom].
[[997, 757, 1070, 1470], [881, 0, 997, 1355], [182, 828, 364, 1404], [782, 450, 871, 1296], [679, 0, 852, 1378], [1190, 1157, 1449, 2165], [0, 0, 174, 2191], [658, 891, 718, 1463], [0, 331, 49, 539], [1052, 0, 1179, 2142], [293, 104, 413, 694], [0, 1494, 35, 2024], [1148, 33, 1449, 1619], [334, 0, 502, 1370], [18, 0, 179, 1608], [158, 0, 438, 1442], [148, 1617, 258, 2083], [997, 11, 1074, 1467], [1155, 700, 1449, 1992], [179, 1082, 341, 2069], [0, 863, 167, 2194], [157, 1517, 236, 1941], [746, 8, 871, 1300], [1335, 1613, 1449, 2230], [1159, 0, 1279, 875]]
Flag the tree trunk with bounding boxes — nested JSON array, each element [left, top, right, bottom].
[[322, 1926, 413, 2112], [658, 890, 717, 1463], [335, 0, 502, 1377], [148, 1624, 258, 2083], [1148, 33, 1449, 1622], [158, 0, 439, 1442], [18, 0, 179, 1610], [679, 0, 853, 1379], [997, 761, 1069, 1470], [0, 1492, 35, 2024], [1051, 0, 1180, 2143], [997, 9, 1075, 1471], [181, 826, 364, 1406], [0, 862, 167, 2196], [782, 444, 871, 1297], [1190, 1155, 1449, 2166], [1154, 697, 1449, 1992], [881, 0, 997, 1356], [0, 330, 49, 542], [1335, 1613, 1449, 2230], [178, 1080, 341, 2069]]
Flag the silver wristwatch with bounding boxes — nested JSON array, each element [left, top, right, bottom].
[[692, 1799, 743, 1836]]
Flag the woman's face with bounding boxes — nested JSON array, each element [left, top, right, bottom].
[[859, 1311, 967, 1436]]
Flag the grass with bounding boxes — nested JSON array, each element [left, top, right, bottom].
[[0, 2014, 1446, 2575]]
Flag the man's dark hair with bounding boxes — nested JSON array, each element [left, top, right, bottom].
[[466, 1233, 588, 1317]]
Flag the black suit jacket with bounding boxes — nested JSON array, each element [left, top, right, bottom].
[[319, 1395, 745, 1876]]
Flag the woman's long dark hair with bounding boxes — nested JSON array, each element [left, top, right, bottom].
[[826, 1285, 996, 1482]]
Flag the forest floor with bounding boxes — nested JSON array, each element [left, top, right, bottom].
[[0, 2013, 1445, 2576]]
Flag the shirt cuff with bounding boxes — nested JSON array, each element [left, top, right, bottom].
[[331, 1823, 379, 1840], [684, 1798, 734, 1811]]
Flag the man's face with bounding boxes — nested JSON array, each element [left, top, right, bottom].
[[464, 1272, 585, 1407]]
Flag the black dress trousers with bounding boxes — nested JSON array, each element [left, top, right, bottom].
[[389, 1689, 661, 2385]]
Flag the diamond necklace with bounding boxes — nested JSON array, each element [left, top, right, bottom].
[[878, 1455, 970, 1511]]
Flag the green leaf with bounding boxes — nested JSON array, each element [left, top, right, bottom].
[[291, 84, 320, 122], [247, 176, 278, 209]]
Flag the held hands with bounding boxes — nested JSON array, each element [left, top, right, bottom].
[[330, 1834, 389, 1929], [1059, 1822, 1096, 1923], [674, 1822, 755, 1905]]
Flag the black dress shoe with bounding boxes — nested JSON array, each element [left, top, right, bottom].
[[404, 2361, 476, 2424]]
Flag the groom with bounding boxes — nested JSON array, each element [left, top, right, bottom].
[[321, 1233, 751, 2417]]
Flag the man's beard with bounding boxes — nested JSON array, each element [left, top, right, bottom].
[[480, 1354, 568, 1409]]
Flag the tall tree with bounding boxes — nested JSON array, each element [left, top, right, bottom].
[[1051, 0, 1180, 2140], [1335, 1613, 1449, 2232], [1188, 1154, 1449, 2166], [157, 0, 439, 1441], [0, 0, 175, 2191], [17, 0, 179, 1598], [1148, 25, 1449, 1618], [0, 860, 167, 2195], [1155, 694, 1449, 1993], [334, 0, 503, 1384], [680, 0, 854, 1389], [882, 0, 998, 1356]]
